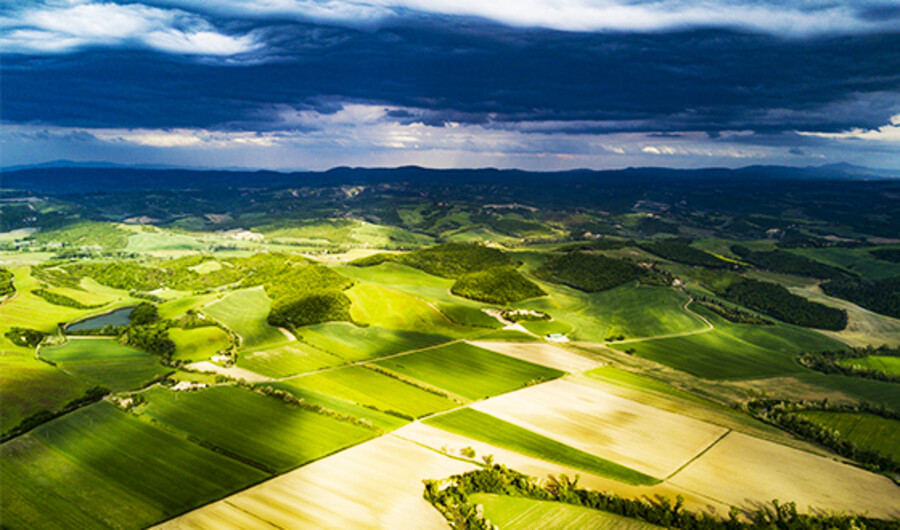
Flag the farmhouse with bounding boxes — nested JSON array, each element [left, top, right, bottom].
[[545, 333, 570, 343]]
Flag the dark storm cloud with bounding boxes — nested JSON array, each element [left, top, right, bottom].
[[3, 19, 899, 137]]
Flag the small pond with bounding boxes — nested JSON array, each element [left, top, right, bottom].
[[67, 306, 134, 331]]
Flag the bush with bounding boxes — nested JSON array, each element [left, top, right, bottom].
[[537, 252, 642, 292], [4, 327, 47, 348], [641, 239, 729, 268], [129, 302, 160, 326], [0, 267, 14, 297], [821, 276, 900, 319], [32, 288, 105, 309], [731, 246, 849, 280], [268, 291, 352, 328], [121, 323, 175, 358], [451, 266, 545, 304], [720, 278, 847, 330], [351, 243, 513, 278]]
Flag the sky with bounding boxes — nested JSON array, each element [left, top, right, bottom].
[[2, 0, 899, 171]]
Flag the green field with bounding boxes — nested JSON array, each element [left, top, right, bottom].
[[279, 365, 457, 418], [612, 307, 844, 379], [793, 372, 900, 410], [346, 283, 471, 336], [787, 247, 900, 281], [297, 322, 451, 361], [470, 494, 660, 530], [125, 232, 206, 252], [0, 266, 133, 351], [374, 342, 564, 400], [139, 385, 376, 473], [515, 283, 707, 342], [799, 411, 900, 460], [170, 326, 232, 362], [1, 402, 265, 529], [237, 341, 345, 378], [0, 351, 88, 433], [157, 292, 219, 319], [425, 409, 658, 485], [40, 338, 172, 391], [838, 356, 900, 375], [203, 288, 286, 349]]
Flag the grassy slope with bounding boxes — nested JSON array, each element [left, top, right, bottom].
[[170, 326, 232, 362], [41, 338, 171, 392], [514, 282, 707, 342], [799, 411, 900, 460], [203, 288, 286, 349], [1, 402, 265, 529], [787, 247, 900, 281], [333, 262, 500, 329], [375, 342, 564, 401], [346, 282, 472, 337], [297, 322, 451, 362], [281, 365, 457, 418], [838, 356, 900, 375], [612, 307, 844, 379], [425, 409, 658, 486], [470, 494, 660, 530], [237, 341, 345, 378], [0, 351, 88, 433], [139, 385, 376, 473]]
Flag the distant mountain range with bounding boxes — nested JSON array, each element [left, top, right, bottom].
[[1, 162, 897, 195]]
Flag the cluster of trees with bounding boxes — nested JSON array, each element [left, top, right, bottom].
[[797, 346, 900, 383], [32, 288, 104, 309], [821, 276, 900, 319], [1, 385, 109, 442], [0, 267, 13, 297], [268, 291, 352, 329], [118, 303, 176, 359], [451, 266, 545, 304], [353, 243, 513, 278], [265, 263, 355, 329], [693, 297, 772, 325], [746, 399, 900, 476], [35, 252, 311, 293], [4, 327, 47, 348], [718, 278, 847, 330], [640, 239, 729, 269], [870, 248, 900, 263], [731, 246, 849, 280], [424, 465, 888, 530], [537, 252, 643, 292]]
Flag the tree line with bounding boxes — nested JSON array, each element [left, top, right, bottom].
[[424, 464, 892, 530]]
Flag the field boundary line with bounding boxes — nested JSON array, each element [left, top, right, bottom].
[[222, 501, 285, 529], [664, 428, 732, 481]]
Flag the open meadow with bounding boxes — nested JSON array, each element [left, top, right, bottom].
[[280, 364, 459, 418], [470, 378, 728, 478], [156, 434, 475, 530], [138, 385, 377, 473], [202, 288, 286, 349], [668, 431, 900, 519], [1, 402, 266, 529], [41, 337, 172, 392], [470, 494, 661, 530], [374, 342, 565, 400]]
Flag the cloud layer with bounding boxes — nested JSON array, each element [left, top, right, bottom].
[[0, 2, 261, 55], [1, 1, 899, 170]]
